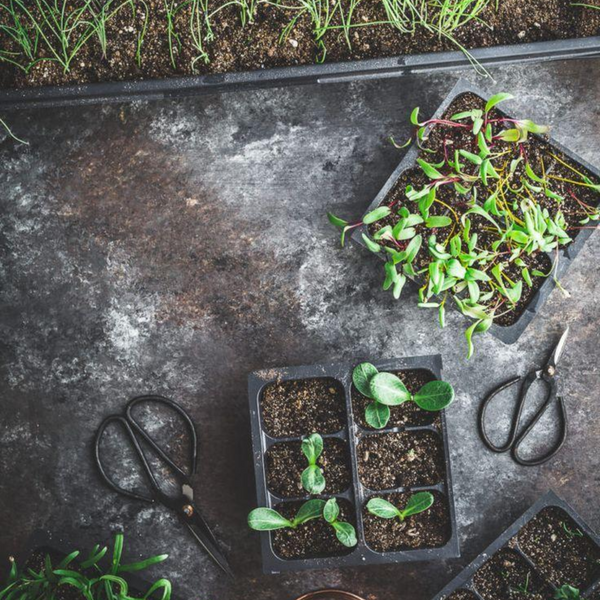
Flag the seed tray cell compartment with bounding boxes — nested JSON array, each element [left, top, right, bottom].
[[353, 79, 600, 345], [432, 491, 600, 600], [248, 355, 459, 574]]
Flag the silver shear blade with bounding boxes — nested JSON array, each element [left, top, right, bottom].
[[549, 326, 570, 369]]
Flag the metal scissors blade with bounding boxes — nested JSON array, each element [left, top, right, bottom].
[[185, 510, 234, 579], [548, 326, 570, 371]]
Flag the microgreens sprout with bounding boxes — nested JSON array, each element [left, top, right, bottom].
[[561, 521, 584, 538], [301, 433, 326, 494], [330, 93, 600, 358], [353, 362, 454, 428], [323, 498, 358, 547], [554, 585, 581, 600], [367, 491, 434, 521], [248, 499, 326, 531], [510, 572, 531, 595]]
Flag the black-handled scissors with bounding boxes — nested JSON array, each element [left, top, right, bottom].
[[94, 395, 234, 578], [478, 327, 570, 467]]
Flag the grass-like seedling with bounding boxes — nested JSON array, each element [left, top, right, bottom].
[[353, 362, 454, 428], [0, 117, 28, 145], [301, 433, 326, 494], [554, 586, 580, 600], [0, 532, 171, 600], [367, 491, 435, 521], [248, 498, 326, 530], [323, 498, 358, 547], [332, 93, 600, 357]]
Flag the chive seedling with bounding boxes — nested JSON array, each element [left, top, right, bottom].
[[367, 491, 435, 521], [248, 499, 326, 531], [301, 433, 326, 494], [554, 585, 580, 600], [353, 362, 454, 428], [322, 498, 358, 548]]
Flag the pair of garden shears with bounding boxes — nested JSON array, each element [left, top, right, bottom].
[[94, 395, 234, 578], [478, 328, 570, 466]]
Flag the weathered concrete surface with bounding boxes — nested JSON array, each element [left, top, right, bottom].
[[1, 60, 599, 600]]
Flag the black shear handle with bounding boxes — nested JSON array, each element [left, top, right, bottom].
[[94, 415, 162, 503]]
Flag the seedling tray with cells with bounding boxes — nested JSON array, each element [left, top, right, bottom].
[[346, 79, 600, 352], [247, 355, 459, 574], [432, 491, 600, 600]]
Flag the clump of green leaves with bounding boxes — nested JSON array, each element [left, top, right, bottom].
[[330, 92, 600, 358], [0, 533, 171, 600], [353, 362, 454, 428], [367, 491, 434, 521], [248, 498, 358, 548], [554, 585, 580, 600], [323, 498, 358, 547], [301, 433, 325, 494]]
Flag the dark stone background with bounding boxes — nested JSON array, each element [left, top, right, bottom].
[[1, 60, 599, 600]]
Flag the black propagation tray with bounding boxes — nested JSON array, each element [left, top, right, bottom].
[[247, 355, 459, 574], [0, 36, 600, 110], [353, 78, 600, 345], [432, 491, 600, 600], [6, 529, 181, 599]]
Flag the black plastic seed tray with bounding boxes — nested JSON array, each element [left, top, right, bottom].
[[353, 78, 600, 345], [432, 491, 600, 600], [9, 529, 181, 599], [248, 355, 459, 574], [0, 37, 599, 110]]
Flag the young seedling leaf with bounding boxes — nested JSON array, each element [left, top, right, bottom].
[[417, 159, 444, 180], [369, 373, 411, 406], [362, 234, 381, 253], [413, 380, 455, 411], [399, 491, 435, 519], [248, 508, 294, 531], [410, 107, 420, 126], [302, 433, 324, 465], [425, 216, 452, 228], [332, 522, 358, 548], [323, 498, 340, 523], [301, 465, 326, 495], [554, 585, 580, 600], [363, 206, 391, 225], [294, 499, 327, 525], [365, 401, 390, 429], [366, 498, 401, 520], [485, 93, 514, 114], [327, 212, 348, 229], [353, 362, 378, 397]]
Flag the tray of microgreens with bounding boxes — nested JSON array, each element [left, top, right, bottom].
[[329, 79, 600, 356], [246, 355, 459, 573]]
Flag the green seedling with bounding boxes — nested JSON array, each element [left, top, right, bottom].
[[248, 499, 326, 531], [301, 433, 326, 494], [554, 585, 580, 600], [322, 498, 358, 548], [353, 362, 454, 428], [367, 491, 434, 521], [0, 533, 171, 600]]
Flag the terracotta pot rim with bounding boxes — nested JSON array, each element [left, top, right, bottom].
[[293, 590, 367, 600]]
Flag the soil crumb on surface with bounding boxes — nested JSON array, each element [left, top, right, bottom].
[[357, 430, 445, 490], [444, 592, 480, 600], [266, 437, 351, 498], [362, 490, 450, 552], [261, 377, 346, 438]]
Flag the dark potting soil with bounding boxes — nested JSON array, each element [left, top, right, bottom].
[[515, 507, 600, 589], [357, 430, 444, 490], [444, 592, 479, 600], [260, 377, 346, 438], [472, 548, 553, 600], [351, 368, 440, 430], [1, 1, 600, 89], [265, 437, 351, 498], [362, 490, 450, 552], [371, 92, 600, 328], [271, 498, 356, 559]]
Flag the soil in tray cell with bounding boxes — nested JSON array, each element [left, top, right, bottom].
[[362, 490, 450, 552], [444, 592, 480, 600], [357, 430, 445, 490], [472, 548, 553, 600], [266, 438, 351, 498], [351, 368, 439, 429], [260, 377, 346, 438], [516, 507, 600, 589], [272, 498, 356, 560]]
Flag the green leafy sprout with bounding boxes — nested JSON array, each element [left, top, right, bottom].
[[367, 491, 435, 522], [331, 93, 600, 358], [0, 532, 171, 600], [554, 585, 580, 600], [248, 498, 358, 548], [301, 433, 326, 494], [353, 362, 454, 428]]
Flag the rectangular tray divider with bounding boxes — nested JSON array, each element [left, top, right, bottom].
[[351, 78, 600, 346]]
